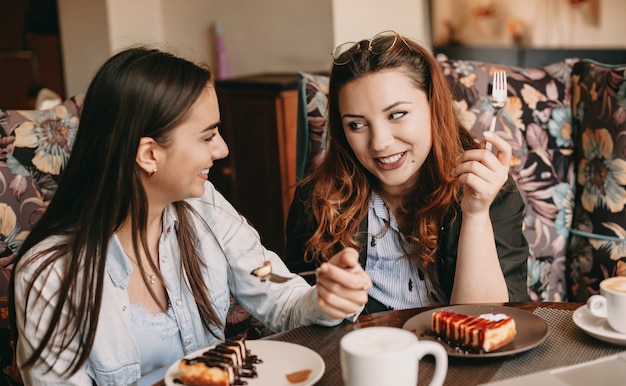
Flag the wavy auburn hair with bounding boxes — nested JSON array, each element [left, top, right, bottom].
[[303, 33, 476, 268]]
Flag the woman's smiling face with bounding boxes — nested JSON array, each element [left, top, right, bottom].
[[339, 68, 432, 196], [156, 86, 228, 202]]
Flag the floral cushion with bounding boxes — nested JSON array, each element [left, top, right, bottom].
[[296, 72, 329, 182], [567, 61, 626, 301], [439, 59, 578, 302], [0, 95, 83, 385], [0, 96, 83, 321]]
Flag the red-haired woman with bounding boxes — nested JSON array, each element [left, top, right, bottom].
[[285, 31, 529, 314]]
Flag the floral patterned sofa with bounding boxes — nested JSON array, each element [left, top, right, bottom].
[[0, 96, 82, 385], [296, 58, 626, 305]]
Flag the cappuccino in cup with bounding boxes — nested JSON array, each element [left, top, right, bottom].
[[602, 276, 626, 293], [340, 327, 448, 386], [587, 276, 626, 334]]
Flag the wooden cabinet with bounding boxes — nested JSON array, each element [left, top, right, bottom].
[[0, 51, 37, 109], [211, 73, 299, 257], [0, 0, 65, 109]]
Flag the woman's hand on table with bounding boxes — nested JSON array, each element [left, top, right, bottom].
[[315, 248, 372, 319]]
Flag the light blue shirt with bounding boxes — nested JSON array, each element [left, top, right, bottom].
[[14, 181, 341, 385], [129, 304, 184, 385], [366, 192, 447, 309]]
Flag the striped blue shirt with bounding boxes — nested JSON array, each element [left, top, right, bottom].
[[366, 192, 448, 309]]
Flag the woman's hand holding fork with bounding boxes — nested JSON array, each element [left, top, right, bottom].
[[450, 70, 511, 214], [452, 127, 512, 215]]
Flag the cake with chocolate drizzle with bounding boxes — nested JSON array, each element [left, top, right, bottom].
[[176, 337, 261, 386]]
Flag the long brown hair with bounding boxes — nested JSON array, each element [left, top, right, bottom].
[[303, 33, 475, 269], [10, 47, 222, 375]]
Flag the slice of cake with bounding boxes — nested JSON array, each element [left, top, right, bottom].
[[178, 361, 233, 386], [177, 337, 260, 386], [251, 261, 272, 282], [431, 311, 517, 353]]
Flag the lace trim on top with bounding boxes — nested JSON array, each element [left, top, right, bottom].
[[129, 303, 180, 340]]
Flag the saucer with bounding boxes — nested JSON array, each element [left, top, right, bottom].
[[572, 305, 626, 346]]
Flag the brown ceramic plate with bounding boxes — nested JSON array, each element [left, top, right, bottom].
[[402, 304, 548, 358]]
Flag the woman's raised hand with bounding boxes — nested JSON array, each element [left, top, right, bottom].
[[450, 131, 511, 215]]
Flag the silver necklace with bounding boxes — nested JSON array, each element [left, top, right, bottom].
[[132, 258, 158, 284], [123, 248, 158, 285]]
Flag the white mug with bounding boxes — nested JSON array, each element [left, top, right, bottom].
[[340, 326, 448, 386], [587, 276, 626, 334]]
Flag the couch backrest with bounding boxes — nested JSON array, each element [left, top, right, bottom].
[[0, 95, 83, 325], [568, 60, 626, 301], [441, 59, 578, 302], [296, 72, 330, 183], [0, 95, 82, 384]]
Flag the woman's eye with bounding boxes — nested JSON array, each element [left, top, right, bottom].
[[205, 133, 216, 142], [389, 111, 407, 120], [347, 121, 365, 131]]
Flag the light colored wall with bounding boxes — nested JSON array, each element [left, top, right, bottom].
[[60, 0, 624, 97], [57, 0, 433, 96], [331, 0, 431, 48], [58, 0, 343, 96], [159, 0, 335, 77], [432, 0, 626, 48], [528, 0, 625, 47], [107, 0, 164, 51], [57, 0, 111, 97], [58, 0, 165, 97]]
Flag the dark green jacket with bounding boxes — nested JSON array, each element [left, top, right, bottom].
[[284, 176, 530, 314]]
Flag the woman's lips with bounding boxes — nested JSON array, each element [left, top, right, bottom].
[[199, 168, 210, 180], [376, 151, 407, 170]]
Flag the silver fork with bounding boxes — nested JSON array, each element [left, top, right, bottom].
[[266, 270, 317, 283], [251, 261, 317, 283], [485, 71, 507, 152]]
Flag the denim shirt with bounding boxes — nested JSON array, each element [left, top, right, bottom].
[[14, 182, 341, 385]]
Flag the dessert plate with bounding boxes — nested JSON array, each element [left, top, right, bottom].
[[164, 340, 325, 386], [572, 304, 626, 346], [402, 304, 548, 358]]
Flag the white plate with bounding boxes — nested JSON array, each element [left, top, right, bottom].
[[572, 304, 626, 346], [164, 340, 324, 386], [402, 304, 548, 358]]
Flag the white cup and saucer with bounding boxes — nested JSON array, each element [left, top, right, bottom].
[[573, 276, 626, 346]]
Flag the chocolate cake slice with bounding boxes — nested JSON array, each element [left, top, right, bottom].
[[177, 337, 261, 386]]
